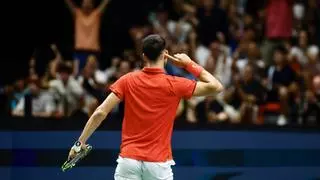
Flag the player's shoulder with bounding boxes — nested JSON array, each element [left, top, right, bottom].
[[127, 70, 142, 77], [164, 74, 193, 83], [118, 70, 141, 80]]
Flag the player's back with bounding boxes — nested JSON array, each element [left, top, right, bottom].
[[110, 67, 196, 162]]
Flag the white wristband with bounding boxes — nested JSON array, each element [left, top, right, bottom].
[[72, 141, 82, 153]]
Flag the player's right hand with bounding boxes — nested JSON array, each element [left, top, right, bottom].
[[68, 141, 86, 160], [68, 148, 77, 161]]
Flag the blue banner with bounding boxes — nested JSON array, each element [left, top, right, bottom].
[[1, 130, 320, 180]]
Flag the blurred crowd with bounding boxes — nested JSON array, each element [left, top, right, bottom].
[[1, 0, 320, 126]]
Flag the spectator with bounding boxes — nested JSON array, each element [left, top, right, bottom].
[[129, 26, 151, 58], [64, 0, 110, 72], [150, 4, 192, 43], [196, 0, 228, 47], [10, 79, 27, 111], [292, 3, 306, 38], [304, 45, 320, 87], [289, 30, 310, 68], [219, 64, 266, 124], [233, 41, 265, 77], [4, 0, 320, 127], [123, 50, 141, 71], [302, 45, 320, 124], [49, 62, 84, 117], [77, 55, 105, 115], [195, 96, 229, 124], [95, 57, 121, 85], [261, 0, 293, 66], [227, 1, 243, 51], [205, 41, 232, 87], [237, 64, 266, 124], [116, 60, 132, 79], [12, 75, 55, 118], [0, 85, 12, 115], [303, 75, 320, 125], [304, 0, 320, 45], [265, 46, 298, 125], [245, 0, 266, 18], [41, 44, 64, 89]]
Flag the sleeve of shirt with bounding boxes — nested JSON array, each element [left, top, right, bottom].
[[109, 75, 128, 100], [171, 76, 197, 99]]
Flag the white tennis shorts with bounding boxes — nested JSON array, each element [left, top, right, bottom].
[[114, 156, 175, 180]]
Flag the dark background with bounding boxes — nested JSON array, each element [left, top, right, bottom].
[[1, 0, 172, 85]]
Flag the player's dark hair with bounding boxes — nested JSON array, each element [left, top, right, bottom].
[[142, 34, 166, 62]]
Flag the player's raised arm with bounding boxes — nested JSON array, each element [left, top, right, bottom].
[[166, 53, 224, 96], [64, 0, 77, 14], [193, 69, 224, 96]]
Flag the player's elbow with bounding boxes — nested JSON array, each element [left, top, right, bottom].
[[93, 108, 108, 120], [209, 82, 224, 93], [216, 82, 224, 93]]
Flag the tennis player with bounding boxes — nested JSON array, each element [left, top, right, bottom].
[[68, 34, 224, 179]]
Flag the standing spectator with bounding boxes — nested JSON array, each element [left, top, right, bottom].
[[49, 62, 84, 117], [41, 44, 65, 89], [64, 0, 110, 72], [12, 76, 55, 118], [261, 0, 293, 66]]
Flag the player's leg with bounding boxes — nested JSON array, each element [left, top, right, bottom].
[[114, 157, 143, 180], [141, 160, 175, 180]]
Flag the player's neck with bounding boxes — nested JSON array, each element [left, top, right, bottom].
[[145, 61, 165, 69]]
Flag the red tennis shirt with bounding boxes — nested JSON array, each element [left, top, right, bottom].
[[110, 67, 196, 162]]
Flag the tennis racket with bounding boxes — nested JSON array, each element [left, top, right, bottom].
[[61, 144, 92, 172]]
